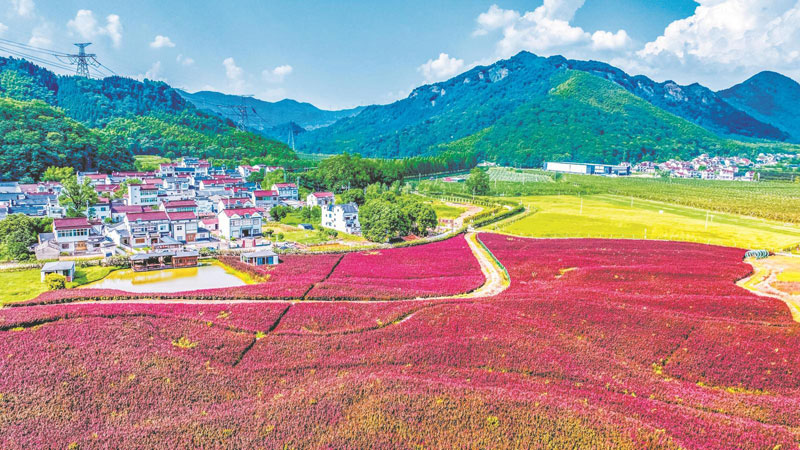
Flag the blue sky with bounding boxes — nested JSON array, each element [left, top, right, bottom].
[[2, 1, 800, 109]]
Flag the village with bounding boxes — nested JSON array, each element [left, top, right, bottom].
[[0, 158, 361, 271]]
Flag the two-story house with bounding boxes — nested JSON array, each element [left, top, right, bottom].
[[217, 197, 254, 212], [217, 207, 264, 240], [322, 203, 361, 235], [160, 199, 198, 214], [251, 190, 280, 210], [306, 192, 335, 208], [166, 211, 200, 243], [124, 211, 171, 248], [52, 217, 92, 254], [272, 183, 299, 201]]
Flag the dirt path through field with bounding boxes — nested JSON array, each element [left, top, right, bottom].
[[738, 255, 800, 323]]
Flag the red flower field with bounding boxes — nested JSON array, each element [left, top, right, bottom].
[[1, 234, 798, 449]]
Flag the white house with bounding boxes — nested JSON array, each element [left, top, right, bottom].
[[306, 192, 335, 207], [322, 203, 360, 235], [41, 261, 76, 282], [218, 207, 264, 240], [167, 211, 200, 243], [127, 184, 159, 206], [251, 190, 280, 209], [124, 211, 171, 248], [52, 217, 92, 254], [272, 183, 299, 201]]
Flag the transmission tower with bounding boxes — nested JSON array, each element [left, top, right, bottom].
[[216, 95, 254, 131], [66, 43, 99, 78]]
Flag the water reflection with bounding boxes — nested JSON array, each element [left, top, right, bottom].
[[82, 264, 248, 293]]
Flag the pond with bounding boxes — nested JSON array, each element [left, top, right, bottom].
[[81, 264, 249, 293]]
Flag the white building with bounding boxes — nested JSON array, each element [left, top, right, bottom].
[[251, 190, 280, 209], [51, 217, 91, 254], [272, 183, 299, 201], [127, 184, 159, 206], [322, 203, 360, 235], [218, 207, 264, 240], [306, 192, 335, 208]]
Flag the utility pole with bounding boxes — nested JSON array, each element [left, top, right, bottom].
[[67, 43, 97, 78], [218, 95, 254, 131]]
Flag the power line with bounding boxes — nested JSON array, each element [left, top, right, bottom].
[[0, 37, 115, 79]]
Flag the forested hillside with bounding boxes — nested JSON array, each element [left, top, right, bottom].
[[0, 57, 297, 180], [442, 71, 770, 166], [0, 97, 132, 180], [298, 52, 797, 165]]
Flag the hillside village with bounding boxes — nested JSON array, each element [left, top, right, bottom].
[[0, 157, 360, 262]]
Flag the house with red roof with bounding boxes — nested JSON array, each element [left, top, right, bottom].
[[306, 191, 335, 208], [160, 199, 197, 214], [272, 182, 298, 201], [124, 211, 172, 248], [52, 217, 92, 254], [251, 190, 279, 209], [127, 184, 160, 206], [167, 211, 203, 243], [217, 197, 254, 212], [218, 207, 264, 240]]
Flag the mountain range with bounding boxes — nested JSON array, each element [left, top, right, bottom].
[[177, 90, 365, 142], [0, 50, 798, 177], [296, 52, 800, 165]]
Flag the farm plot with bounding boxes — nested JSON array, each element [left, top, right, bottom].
[[1, 235, 799, 449], [486, 166, 553, 183], [489, 194, 800, 251], [305, 236, 485, 300]]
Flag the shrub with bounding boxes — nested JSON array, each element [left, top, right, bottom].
[[45, 273, 66, 290]]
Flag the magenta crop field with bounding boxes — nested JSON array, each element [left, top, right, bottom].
[[305, 236, 485, 300], [1, 234, 799, 449]]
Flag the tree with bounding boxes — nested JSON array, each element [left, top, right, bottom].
[[403, 201, 437, 236], [269, 205, 291, 222], [0, 214, 51, 261], [45, 273, 66, 290], [58, 175, 98, 217], [340, 188, 366, 206], [360, 199, 406, 243], [365, 183, 386, 202], [41, 166, 74, 183], [465, 168, 490, 195], [261, 169, 286, 190]]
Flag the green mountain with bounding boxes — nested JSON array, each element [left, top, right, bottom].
[[177, 90, 365, 139], [0, 57, 296, 180], [718, 71, 800, 141], [298, 52, 797, 164]]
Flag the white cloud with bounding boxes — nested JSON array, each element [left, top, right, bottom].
[[150, 35, 174, 49], [28, 23, 52, 48], [633, 0, 800, 88], [262, 64, 293, 83], [474, 4, 520, 36], [261, 87, 286, 101], [418, 53, 465, 82], [67, 10, 123, 48], [11, 0, 34, 17], [176, 54, 194, 66], [145, 61, 163, 80], [135, 61, 165, 82], [591, 30, 631, 51], [223, 57, 246, 93], [473, 2, 630, 59]]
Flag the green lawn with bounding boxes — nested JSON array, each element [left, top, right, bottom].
[[429, 200, 469, 220], [0, 269, 49, 304], [265, 223, 366, 245], [487, 194, 800, 251], [134, 155, 171, 171], [0, 265, 120, 305]]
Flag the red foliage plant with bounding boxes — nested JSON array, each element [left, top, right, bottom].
[[1, 235, 798, 449]]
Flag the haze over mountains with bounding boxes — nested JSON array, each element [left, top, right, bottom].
[[0, 50, 798, 172]]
